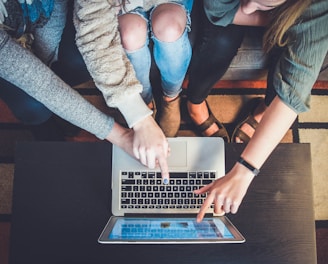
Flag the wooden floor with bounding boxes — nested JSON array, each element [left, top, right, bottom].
[[1, 75, 328, 263]]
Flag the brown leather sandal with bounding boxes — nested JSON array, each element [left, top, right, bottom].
[[231, 97, 264, 143], [194, 100, 230, 142]]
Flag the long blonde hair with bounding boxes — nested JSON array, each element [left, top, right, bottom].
[[263, 0, 312, 52]]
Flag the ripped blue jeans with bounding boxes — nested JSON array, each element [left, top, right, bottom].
[[122, 0, 194, 104]]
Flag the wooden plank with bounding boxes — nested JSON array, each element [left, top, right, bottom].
[[0, 222, 10, 264]]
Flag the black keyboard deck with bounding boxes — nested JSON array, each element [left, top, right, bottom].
[[120, 171, 216, 210]]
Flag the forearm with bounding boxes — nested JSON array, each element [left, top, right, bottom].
[[195, 96, 298, 219], [105, 122, 135, 154], [240, 96, 297, 170], [0, 31, 114, 140]]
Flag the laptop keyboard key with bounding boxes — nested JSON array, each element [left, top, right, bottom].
[[119, 171, 217, 211]]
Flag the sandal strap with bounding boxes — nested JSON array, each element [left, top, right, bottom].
[[233, 128, 251, 143], [231, 116, 257, 143], [198, 100, 224, 132], [198, 113, 223, 133], [191, 100, 230, 142], [232, 97, 264, 143], [244, 115, 259, 130], [210, 126, 229, 141]]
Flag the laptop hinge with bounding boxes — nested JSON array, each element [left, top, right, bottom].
[[124, 213, 213, 218], [124, 213, 196, 219]]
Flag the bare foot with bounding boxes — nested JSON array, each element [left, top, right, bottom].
[[187, 101, 219, 136], [235, 100, 267, 143]]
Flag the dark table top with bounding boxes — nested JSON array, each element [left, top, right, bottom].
[[10, 142, 316, 264]]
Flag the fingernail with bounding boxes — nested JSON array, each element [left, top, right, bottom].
[[163, 178, 169, 185]]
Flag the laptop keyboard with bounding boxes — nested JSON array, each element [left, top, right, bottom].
[[120, 171, 216, 210]]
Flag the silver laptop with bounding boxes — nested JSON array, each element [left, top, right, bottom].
[[98, 137, 245, 244]]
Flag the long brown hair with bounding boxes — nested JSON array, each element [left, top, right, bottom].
[[263, 0, 312, 52]]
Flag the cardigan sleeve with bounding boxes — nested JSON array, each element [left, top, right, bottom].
[[73, 0, 152, 128]]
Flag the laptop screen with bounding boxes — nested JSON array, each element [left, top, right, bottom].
[[98, 216, 245, 243], [110, 217, 234, 240]]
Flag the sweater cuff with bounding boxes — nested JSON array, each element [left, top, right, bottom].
[[117, 94, 152, 128]]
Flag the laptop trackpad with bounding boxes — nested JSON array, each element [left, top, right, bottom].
[[167, 141, 187, 167]]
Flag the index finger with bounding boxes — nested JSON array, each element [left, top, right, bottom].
[[196, 195, 214, 223], [157, 155, 170, 184]]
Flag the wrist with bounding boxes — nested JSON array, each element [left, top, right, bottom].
[[237, 156, 260, 176], [132, 115, 154, 131], [117, 95, 152, 128], [105, 122, 130, 144]]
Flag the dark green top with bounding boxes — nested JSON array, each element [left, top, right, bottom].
[[204, 0, 328, 113]]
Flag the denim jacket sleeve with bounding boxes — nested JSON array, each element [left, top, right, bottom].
[[73, 0, 152, 128], [273, 0, 328, 113]]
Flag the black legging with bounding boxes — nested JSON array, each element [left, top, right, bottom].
[[187, 6, 245, 104]]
